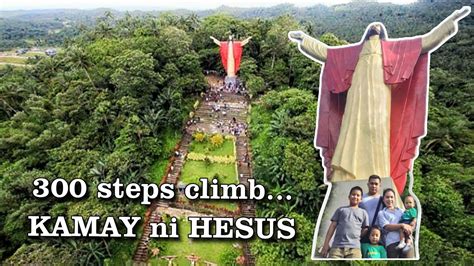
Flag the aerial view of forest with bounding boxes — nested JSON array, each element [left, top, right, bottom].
[[0, 0, 472, 264]]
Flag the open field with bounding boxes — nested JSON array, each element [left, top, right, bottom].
[[0, 56, 27, 64]]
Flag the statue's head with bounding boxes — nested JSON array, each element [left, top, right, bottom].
[[228, 35, 234, 41], [363, 22, 387, 41]]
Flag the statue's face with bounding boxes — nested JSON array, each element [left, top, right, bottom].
[[368, 23, 382, 37], [362, 22, 387, 41], [371, 24, 382, 35], [365, 23, 386, 40]]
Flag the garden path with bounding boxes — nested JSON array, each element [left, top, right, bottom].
[[134, 75, 256, 265]]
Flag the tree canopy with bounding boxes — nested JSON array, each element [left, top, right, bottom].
[[0, 1, 473, 264]]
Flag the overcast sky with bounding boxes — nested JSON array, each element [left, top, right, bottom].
[[1, 0, 417, 11]]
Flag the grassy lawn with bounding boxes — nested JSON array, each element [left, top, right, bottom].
[[148, 218, 239, 266], [180, 161, 237, 184], [0, 57, 27, 64], [206, 200, 238, 211], [149, 129, 182, 183], [180, 160, 238, 211], [180, 195, 238, 211], [162, 129, 182, 154], [25, 51, 46, 57], [149, 160, 169, 183], [0, 64, 26, 69], [189, 138, 235, 157]]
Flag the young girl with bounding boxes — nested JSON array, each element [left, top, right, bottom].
[[361, 226, 387, 258]]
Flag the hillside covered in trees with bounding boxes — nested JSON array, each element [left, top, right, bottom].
[[0, 0, 472, 264]]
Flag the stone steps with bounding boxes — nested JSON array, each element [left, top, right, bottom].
[[134, 78, 257, 265], [195, 112, 247, 120], [133, 212, 163, 262]]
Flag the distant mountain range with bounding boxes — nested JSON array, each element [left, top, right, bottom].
[[1, 1, 471, 50]]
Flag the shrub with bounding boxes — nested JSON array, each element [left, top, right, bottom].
[[219, 247, 241, 266], [193, 132, 206, 142], [210, 134, 224, 147], [148, 239, 168, 257], [187, 152, 235, 164], [419, 226, 474, 264], [225, 135, 236, 140]]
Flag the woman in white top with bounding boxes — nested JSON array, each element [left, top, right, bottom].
[[377, 188, 415, 258]]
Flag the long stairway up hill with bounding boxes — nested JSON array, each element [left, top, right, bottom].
[[133, 75, 256, 265]]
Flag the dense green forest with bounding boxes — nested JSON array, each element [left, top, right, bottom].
[[0, 0, 473, 264]]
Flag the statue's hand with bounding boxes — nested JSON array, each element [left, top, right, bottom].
[[210, 36, 221, 46], [241, 36, 252, 46], [288, 31, 305, 42], [452, 6, 470, 21]]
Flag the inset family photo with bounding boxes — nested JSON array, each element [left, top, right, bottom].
[[289, 6, 470, 260]]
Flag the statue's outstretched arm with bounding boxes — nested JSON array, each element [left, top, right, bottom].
[[289, 31, 328, 62], [421, 6, 470, 53], [241, 36, 252, 46], [210, 36, 221, 46]]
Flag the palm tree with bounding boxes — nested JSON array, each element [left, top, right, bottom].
[[117, 12, 139, 37], [270, 109, 288, 136], [180, 13, 200, 32], [0, 82, 31, 117], [64, 46, 97, 89], [90, 160, 107, 181], [159, 87, 182, 125], [62, 239, 110, 265], [144, 16, 160, 37], [84, 241, 107, 265], [423, 114, 468, 154], [95, 22, 113, 38], [34, 56, 62, 81], [268, 182, 292, 198], [267, 156, 286, 183], [140, 107, 165, 137], [159, 12, 180, 28]]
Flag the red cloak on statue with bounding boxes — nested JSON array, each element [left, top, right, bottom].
[[316, 38, 428, 194], [219, 41, 243, 73]]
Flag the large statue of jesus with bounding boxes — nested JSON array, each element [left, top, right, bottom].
[[289, 7, 470, 194], [210, 35, 252, 79]]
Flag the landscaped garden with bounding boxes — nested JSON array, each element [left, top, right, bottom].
[[148, 218, 242, 266], [182, 133, 237, 184], [189, 136, 235, 157], [179, 133, 238, 211], [180, 161, 237, 184]]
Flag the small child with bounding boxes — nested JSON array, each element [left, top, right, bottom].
[[396, 195, 417, 252], [320, 186, 369, 258], [361, 226, 387, 258]]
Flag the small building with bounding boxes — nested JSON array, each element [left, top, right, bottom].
[[16, 48, 28, 55], [45, 49, 57, 57]]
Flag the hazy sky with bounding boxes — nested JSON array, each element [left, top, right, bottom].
[[1, 0, 417, 11]]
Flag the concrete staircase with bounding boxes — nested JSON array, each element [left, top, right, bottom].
[[133, 76, 258, 265]]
